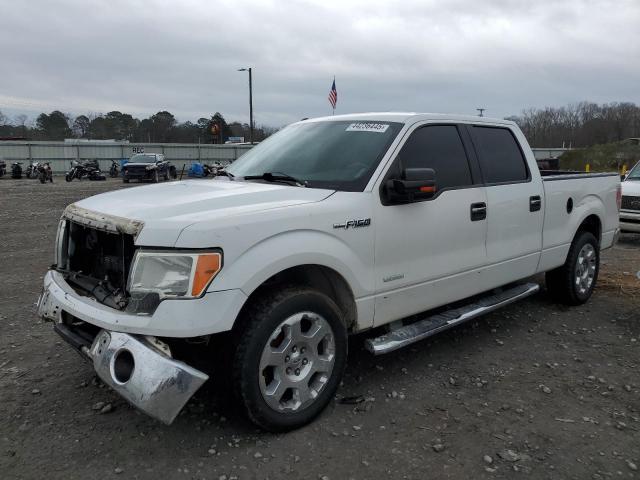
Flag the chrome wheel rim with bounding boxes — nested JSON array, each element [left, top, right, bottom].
[[575, 243, 597, 295], [259, 312, 336, 412]]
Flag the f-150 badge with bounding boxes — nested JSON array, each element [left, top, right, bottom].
[[333, 218, 371, 229]]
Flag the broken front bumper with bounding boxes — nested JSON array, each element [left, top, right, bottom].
[[89, 330, 208, 424], [38, 276, 209, 424]]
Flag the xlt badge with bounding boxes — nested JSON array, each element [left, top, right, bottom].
[[333, 218, 371, 230]]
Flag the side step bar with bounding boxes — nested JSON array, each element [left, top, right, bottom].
[[365, 282, 540, 355]]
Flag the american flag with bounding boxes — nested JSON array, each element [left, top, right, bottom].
[[328, 78, 337, 110]]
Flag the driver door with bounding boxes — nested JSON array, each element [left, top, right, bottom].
[[373, 123, 488, 326]]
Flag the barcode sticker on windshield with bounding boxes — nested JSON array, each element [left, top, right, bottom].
[[346, 123, 390, 133]]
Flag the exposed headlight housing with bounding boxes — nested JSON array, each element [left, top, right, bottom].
[[128, 250, 222, 299]]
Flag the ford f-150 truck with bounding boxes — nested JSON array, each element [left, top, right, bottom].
[[37, 113, 621, 431]]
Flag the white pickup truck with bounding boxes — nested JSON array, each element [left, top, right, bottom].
[[38, 113, 621, 431], [620, 161, 640, 232]]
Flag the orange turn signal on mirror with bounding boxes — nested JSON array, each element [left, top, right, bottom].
[[191, 253, 222, 296], [419, 186, 436, 193]]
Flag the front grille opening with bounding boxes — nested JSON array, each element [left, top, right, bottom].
[[621, 195, 640, 211], [61, 221, 136, 309]]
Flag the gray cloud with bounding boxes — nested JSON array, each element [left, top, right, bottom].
[[0, 0, 638, 126]]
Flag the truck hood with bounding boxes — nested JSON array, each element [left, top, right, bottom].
[[622, 179, 640, 197], [71, 179, 335, 245]]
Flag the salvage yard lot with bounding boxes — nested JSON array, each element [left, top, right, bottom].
[[1, 178, 639, 480]]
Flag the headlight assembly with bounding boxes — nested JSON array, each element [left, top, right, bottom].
[[128, 251, 222, 299]]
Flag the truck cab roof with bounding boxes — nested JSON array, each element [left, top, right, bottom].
[[301, 112, 515, 127]]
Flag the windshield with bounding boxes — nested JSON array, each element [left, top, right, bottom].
[[227, 120, 403, 191], [626, 162, 640, 180], [129, 154, 156, 163]]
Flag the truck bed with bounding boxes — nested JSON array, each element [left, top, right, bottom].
[[536, 170, 619, 273]]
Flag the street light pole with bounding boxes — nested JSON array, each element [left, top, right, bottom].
[[238, 67, 254, 144]]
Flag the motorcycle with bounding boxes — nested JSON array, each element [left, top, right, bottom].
[[0, 159, 6, 177], [37, 162, 53, 184], [11, 162, 23, 179], [202, 161, 224, 177], [25, 161, 40, 179], [66, 160, 105, 181], [109, 160, 119, 178]]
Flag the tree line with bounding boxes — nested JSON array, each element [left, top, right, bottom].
[[507, 101, 640, 148], [0, 110, 277, 143], [2, 101, 640, 147]]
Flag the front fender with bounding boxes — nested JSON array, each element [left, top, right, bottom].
[[208, 229, 373, 299]]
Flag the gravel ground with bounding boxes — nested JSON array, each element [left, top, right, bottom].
[[0, 177, 639, 480]]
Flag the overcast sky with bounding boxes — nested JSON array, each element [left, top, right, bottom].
[[1, 0, 638, 127]]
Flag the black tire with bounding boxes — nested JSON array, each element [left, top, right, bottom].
[[65, 173, 73, 182], [152, 170, 159, 183], [232, 286, 348, 432], [38, 172, 45, 184], [546, 231, 599, 305], [123, 177, 129, 183], [163, 170, 169, 181]]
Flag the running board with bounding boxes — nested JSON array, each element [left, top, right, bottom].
[[365, 283, 540, 355]]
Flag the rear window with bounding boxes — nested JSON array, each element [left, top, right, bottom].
[[471, 127, 528, 184]]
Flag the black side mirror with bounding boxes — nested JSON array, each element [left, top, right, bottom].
[[386, 168, 436, 203]]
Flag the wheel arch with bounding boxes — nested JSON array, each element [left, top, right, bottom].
[[575, 213, 602, 245], [236, 264, 358, 333]]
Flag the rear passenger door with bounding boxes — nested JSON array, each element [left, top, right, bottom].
[[467, 125, 543, 286], [373, 124, 488, 326]]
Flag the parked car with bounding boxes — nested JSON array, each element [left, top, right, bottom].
[[38, 113, 620, 431], [619, 160, 640, 232], [122, 153, 176, 183]]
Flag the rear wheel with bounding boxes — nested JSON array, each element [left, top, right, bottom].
[[546, 231, 599, 305], [233, 287, 347, 432]]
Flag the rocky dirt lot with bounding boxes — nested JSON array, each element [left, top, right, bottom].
[[0, 177, 639, 480]]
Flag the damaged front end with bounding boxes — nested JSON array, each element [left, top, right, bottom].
[[51, 320, 208, 424], [40, 205, 210, 424], [55, 205, 139, 312]]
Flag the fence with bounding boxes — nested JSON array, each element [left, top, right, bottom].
[[0, 140, 572, 174], [0, 141, 254, 174]]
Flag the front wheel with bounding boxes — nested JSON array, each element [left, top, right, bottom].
[[546, 231, 599, 305], [65, 172, 73, 182], [38, 172, 45, 184], [233, 287, 347, 432]]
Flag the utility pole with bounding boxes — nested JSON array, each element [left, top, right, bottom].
[[238, 67, 254, 144], [476, 108, 485, 117]]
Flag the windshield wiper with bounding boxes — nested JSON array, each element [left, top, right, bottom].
[[243, 172, 307, 187]]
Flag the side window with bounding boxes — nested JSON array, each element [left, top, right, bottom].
[[471, 127, 528, 184], [396, 125, 473, 190]]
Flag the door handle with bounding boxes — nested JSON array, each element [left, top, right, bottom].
[[529, 195, 542, 212], [470, 202, 486, 221]]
